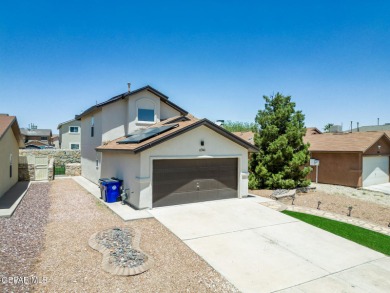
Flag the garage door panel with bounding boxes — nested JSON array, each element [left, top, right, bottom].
[[362, 156, 389, 187], [153, 158, 238, 207]]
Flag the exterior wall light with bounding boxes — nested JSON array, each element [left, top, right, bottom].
[[200, 140, 204, 146]]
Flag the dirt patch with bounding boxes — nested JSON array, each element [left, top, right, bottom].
[[250, 185, 390, 228], [33, 179, 238, 292]]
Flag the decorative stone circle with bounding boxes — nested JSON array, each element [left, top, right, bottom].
[[89, 227, 153, 276]]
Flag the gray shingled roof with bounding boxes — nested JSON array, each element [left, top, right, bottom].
[[75, 85, 188, 120], [20, 128, 52, 136]]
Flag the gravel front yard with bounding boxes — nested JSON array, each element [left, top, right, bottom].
[[33, 179, 238, 292], [250, 183, 390, 228], [0, 182, 51, 292]]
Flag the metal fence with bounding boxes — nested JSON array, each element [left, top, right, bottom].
[[54, 165, 66, 175]]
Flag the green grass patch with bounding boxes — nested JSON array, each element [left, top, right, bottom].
[[282, 210, 390, 256]]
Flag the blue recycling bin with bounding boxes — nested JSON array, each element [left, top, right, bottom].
[[101, 179, 121, 203]]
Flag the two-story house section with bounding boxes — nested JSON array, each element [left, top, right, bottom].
[[76, 85, 188, 184], [76, 85, 257, 209], [57, 118, 82, 149]]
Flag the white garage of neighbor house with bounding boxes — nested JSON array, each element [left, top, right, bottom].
[[362, 156, 389, 187], [76, 85, 257, 209], [305, 129, 390, 188]]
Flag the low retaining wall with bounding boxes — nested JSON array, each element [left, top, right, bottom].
[[19, 149, 81, 181], [48, 158, 54, 180], [19, 157, 55, 181], [19, 149, 81, 164], [18, 156, 35, 181], [65, 163, 81, 176]]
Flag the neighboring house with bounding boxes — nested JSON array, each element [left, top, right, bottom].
[[232, 131, 255, 144], [304, 129, 390, 188], [57, 119, 81, 149], [20, 127, 53, 146], [76, 85, 257, 209], [52, 135, 60, 148], [0, 114, 24, 198], [348, 123, 390, 133]]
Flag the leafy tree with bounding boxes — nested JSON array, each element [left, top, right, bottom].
[[323, 123, 334, 133], [222, 120, 256, 132], [249, 93, 311, 189]]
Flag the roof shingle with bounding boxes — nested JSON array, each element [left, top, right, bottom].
[[96, 115, 258, 153], [304, 131, 390, 153]]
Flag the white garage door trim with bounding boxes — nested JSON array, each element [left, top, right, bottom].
[[362, 156, 389, 187]]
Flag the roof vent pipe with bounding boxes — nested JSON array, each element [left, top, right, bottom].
[[377, 118, 380, 125], [357, 122, 359, 132], [127, 83, 131, 93], [350, 121, 353, 133]]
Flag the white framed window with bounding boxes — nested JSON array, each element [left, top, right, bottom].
[[69, 126, 80, 133], [136, 98, 156, 124], [70, 143, 80, 150], [138, 108, 154, 122]]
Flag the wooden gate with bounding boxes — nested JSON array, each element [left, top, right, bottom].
[[34, 156, 49, 181]]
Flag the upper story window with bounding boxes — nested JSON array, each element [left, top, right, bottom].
[[138, 108, 154, 122], [69, 126, 80, 133], [41, 136, 48, 141], [136, 98, 156, 124]]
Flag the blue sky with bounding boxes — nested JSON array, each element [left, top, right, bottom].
[[1, 0, 389, 133]]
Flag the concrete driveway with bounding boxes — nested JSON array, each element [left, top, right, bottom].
[[364, 183, 390, 195], [150, 197, 390, 293]]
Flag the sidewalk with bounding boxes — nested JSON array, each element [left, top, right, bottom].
[[260, 199, 390, 236], [0, 181, 30, 217], [72, 176, 153, 221]]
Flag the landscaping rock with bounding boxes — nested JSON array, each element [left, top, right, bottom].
[[271, 189, 296, 199]]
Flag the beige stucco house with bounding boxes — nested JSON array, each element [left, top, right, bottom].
[[57, 118, 81, 149], [76, 85, 257, 209], [0, 115, 24, 198]]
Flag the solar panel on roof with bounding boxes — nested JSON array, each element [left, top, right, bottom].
[[117, 124, 178, 144]]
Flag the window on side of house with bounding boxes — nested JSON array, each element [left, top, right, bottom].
[[70, 143, 80, 150], [69, 126, 80, 133], [41, 136, 48, 140], [95, 153, 99, 169], [91, 116, 95, 137], [138, 108, 154, 122], [9, 153, 12, 178]]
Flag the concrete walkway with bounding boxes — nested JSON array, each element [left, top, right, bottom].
[[0, 181, 30, 217], [260, 200, 390, 236], [72, 176, 152, 221], [364, 183, 390, 195], [150, 197, 390, 293]]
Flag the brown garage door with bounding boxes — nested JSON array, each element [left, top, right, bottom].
[[153, 158, 238, 207]]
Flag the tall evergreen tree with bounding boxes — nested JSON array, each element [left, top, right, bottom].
[[249, 93, 311, 189]]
